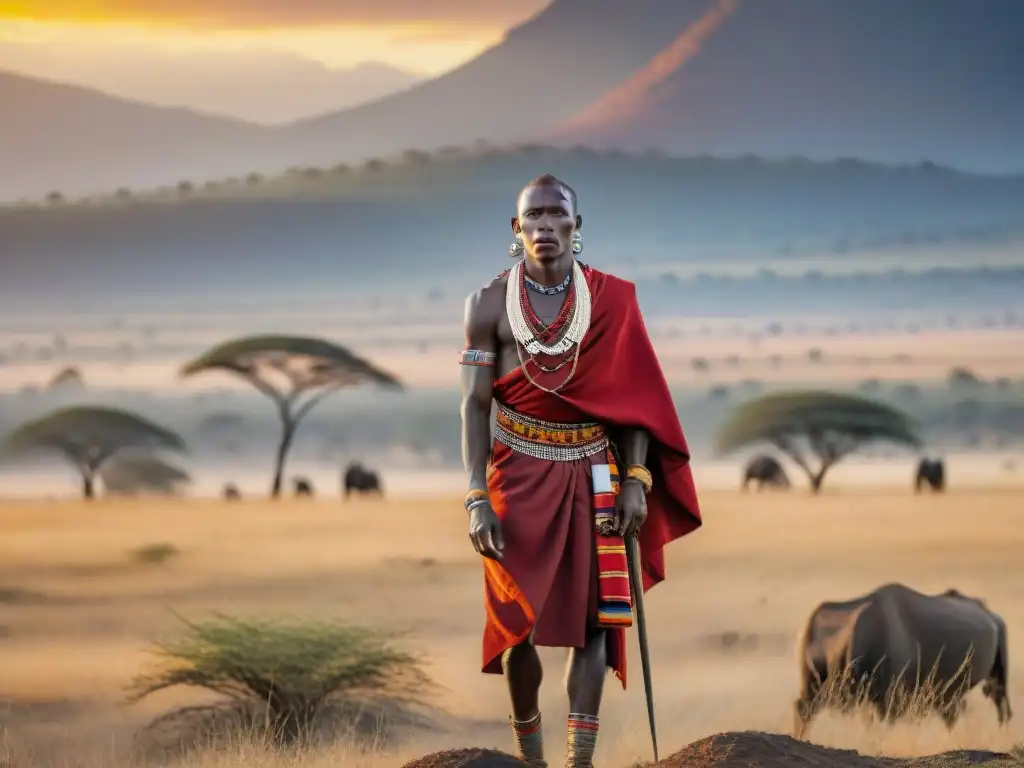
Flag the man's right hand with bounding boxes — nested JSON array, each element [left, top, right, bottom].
[[468, 502, 504, 560]]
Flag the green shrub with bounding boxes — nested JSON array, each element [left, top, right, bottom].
[[128, 614, 434, 747]]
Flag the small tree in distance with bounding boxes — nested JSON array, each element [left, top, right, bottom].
[[181, 335, 402, 498], [100, 452, 192, 497], [715, 390, 922, 493], [0, 406, 186, 499]]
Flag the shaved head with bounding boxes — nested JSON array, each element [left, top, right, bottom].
[[518, 173, 578, 215]]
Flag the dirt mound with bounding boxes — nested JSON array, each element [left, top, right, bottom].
[[401, 748, 527, 768], [401, 732, 1013, 768], [653, 732, 1009, 768]]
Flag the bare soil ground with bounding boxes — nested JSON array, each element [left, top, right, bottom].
[[1, 488, 1022, 766], [404, 733, 1019, 768]]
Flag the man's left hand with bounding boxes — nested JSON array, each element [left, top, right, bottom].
[[616, 479, 648, 537]]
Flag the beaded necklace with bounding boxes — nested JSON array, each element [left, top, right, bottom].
[[524, 270, 572, 295], [506, 259, 591, 356], [506, 259, 592, 393]]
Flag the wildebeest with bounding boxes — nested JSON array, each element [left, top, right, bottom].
[[343, 461, 383, 499], [293, 477, 314, 498], [742, 454, 790, 491], [222, 483, 241, 501], [793, 583, 1011, 738], [915, 457, 946, 492]]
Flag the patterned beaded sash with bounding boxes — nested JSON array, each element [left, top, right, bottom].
[[494, 404, 609, 462], [592, 459, 633, 628]]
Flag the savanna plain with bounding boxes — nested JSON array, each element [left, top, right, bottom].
[[2, 487, 1023, 767]]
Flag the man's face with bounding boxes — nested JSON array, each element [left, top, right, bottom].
[[513, 185, 579, 266]]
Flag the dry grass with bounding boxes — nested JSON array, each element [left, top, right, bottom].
[[1, 488, 1023, 767]]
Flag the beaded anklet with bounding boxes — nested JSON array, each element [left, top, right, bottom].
[[509, 711, 546, 767], [565, 713, 600, 768]]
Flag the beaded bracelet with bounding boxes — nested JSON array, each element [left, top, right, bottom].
[[625, 464, 653, 494], [464, 488, 490, 511], [466, 498, 491, 514]]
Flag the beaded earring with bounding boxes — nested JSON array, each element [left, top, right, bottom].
[[509, 234, 524, 258], [571, 231, 583, 255]]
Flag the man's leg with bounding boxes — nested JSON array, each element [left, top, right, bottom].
[[564, 629, 607, 768], [504, 639, 546, 766]]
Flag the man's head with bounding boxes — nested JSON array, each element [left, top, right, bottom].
[[511, 174, 583, 266]]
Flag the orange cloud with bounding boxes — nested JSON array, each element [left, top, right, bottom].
[[0, 0, 549, 28]]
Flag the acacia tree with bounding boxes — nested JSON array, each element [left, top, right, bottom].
[[99, 453, 192, 497], [181, 335, 402, 498], [715, 390, 922, 493], [0, 406, 187, 499]]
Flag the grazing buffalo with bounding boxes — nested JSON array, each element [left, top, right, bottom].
[[742, 454, 791, 491], [793, 583, 1011, 738], [915, 458, 946, 492], [292, 477, 314, 498], [222, 483, 241, 501], [343, 462, 383, 499]]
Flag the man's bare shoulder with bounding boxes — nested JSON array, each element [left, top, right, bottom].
[[464, 274, 508, 328]]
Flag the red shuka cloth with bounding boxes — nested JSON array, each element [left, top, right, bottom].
[[481, 266, 702, 688]]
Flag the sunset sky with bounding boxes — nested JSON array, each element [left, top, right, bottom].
[[0, 1, 553, 122], [0, 0, 549, 73]]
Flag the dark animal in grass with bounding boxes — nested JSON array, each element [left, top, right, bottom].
[[915, 458, 946, 492], [794, 583, 1011, 739], [742, 454, 791, 491], [343, 461, 383, 499], [293, 477, 314, 498], [222, 483, 241, 501]]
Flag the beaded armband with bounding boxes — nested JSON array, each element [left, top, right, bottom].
[[459, 349, 497, 367], [464, 488, 489, 511], [624, 464, 653, 494]]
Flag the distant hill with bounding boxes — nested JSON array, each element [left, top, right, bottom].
[[0, 70, 274, 200], [3, 147, 1023, 308], [5, 0, 1021, 200], [278, 0, 716, 167], [0, 1, 717, 200], [547, 0, 1024, 173], [0, 38, 423, 124]]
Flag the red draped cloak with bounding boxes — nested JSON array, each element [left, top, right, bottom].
[[482, 266, 702, 688]]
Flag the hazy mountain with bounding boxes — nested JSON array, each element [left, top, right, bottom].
[[279, 0, 720, 166], [0, 70, 274, 200], [0, 0, 706, 201], [4, 148, 1022, 310], [0, 38, 424, 124], [5, 0, 1023, 200], [547, 0, 1024, 173]]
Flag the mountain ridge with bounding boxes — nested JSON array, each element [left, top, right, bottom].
[[4, 0, 1023, 199], [0, 69, 275, 199], [546, 0, 1024, 173]]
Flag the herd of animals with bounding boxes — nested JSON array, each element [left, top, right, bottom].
[[223, 453, 946, 499], [742, 454, 947, 493], [220, 461, 384, 501]]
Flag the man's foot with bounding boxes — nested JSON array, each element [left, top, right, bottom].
[[510, 711, 547, 767], [565, 713, 600, 768]]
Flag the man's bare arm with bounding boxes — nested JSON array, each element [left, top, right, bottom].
[[618, 429, 650, 471], [460, 288, 500, 493]]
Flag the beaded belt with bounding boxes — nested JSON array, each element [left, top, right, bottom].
[[494, 403, 609, 462]]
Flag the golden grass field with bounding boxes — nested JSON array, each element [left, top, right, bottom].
[[2, 487, 1023, 767]]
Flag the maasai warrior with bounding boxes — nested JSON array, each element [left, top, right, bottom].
[[459, 174, 702, 768]]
